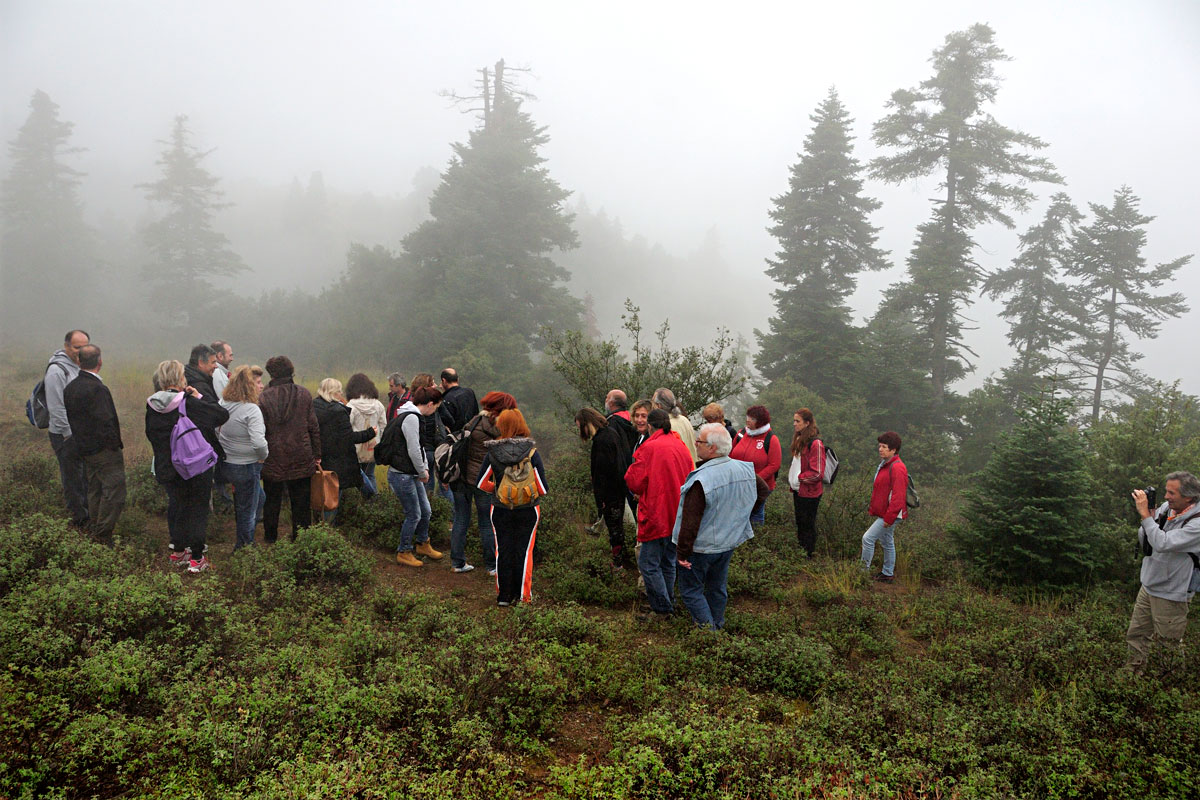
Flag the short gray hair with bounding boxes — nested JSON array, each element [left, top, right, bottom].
[[698, 422, 732, 457], [1166, 471, 1200, 501], [387, 372, 405, 387], [653, 387, 682, 416]]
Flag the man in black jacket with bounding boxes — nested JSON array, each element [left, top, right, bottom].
[[63, 345, 125, 543], [184, 343, 220, 404], [438, 368, 479, 432]]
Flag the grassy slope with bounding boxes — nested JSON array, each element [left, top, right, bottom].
[[0, 358, 1197, 800]]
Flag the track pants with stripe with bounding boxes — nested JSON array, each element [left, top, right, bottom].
[[492, 504, 539, 604]]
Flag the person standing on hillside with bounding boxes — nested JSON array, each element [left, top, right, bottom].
[[218, 365, 268, 550], [62, 344, 125, 544], [576, 407, 632, 568], [448, 391, 513, 575], [605, 389, 639, 453], [787, 408, 826, 558], [386, 373, 410, 421], [184, 344, 220, 404], [45, 329, 90, 528], [379, 385, 445, 567], [860, 431, 908, 583], [258, 356, 321, 542], [1126, 472, 1200, 673], [625, 409, 693, 619], [653, 387, 697, 465], [210, 340, 233, 398], [346, 373, 387, 497], [730, 405, 782, 526], [313, 378, 376, 523], [673, 423, 768, 630], [438, 368, 478, 433]]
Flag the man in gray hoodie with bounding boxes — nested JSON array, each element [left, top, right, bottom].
[[46, 329, 90, 527], [1127, 472, 1200, 672]]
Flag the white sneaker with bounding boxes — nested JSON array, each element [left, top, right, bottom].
[[488, 568, 497, 577], [452, 564, 475, 573]]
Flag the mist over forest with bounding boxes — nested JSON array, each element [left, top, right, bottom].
[[3, 1, 1197, 430]]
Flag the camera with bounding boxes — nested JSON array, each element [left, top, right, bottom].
[[1131, 486, 1157, 511]]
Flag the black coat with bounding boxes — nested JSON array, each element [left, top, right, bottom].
[[313, 397, 375, 490], [63, 371, 123, 455], [606, 412, 639, 454], [438, 385, 479, 432], [184, 363, 218, 404], [589, 424, 630, 502]]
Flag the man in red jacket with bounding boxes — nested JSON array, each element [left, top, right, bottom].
[[624, 409, 694, 619], [860, 431, 908, 583]]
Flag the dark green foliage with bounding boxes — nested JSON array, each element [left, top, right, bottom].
[[755, 88, 889, 397], [953, 392, 1101, 588], [139, 115, 246, 312], [1064, 186, 1192, 421], [871, 23, 1062, 414], [0, 90, 94, 342]]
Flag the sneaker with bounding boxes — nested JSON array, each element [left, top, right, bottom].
[[169, 548, 191, 566], [415, 541, 444, 560], [487, 567, 497, 577], [497, 600, 511, 607], [873, 572, 894, 583], [395, 551, 423, 568], [452, 563, 476, 574], [187, 556, 210, 573]]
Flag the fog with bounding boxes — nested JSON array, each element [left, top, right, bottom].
[[3, 0, 1198, 395]]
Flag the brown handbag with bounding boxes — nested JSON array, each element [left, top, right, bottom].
[[311, 467, 340, 513]]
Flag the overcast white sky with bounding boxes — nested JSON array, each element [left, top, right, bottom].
[[4, 0, 1198, 394]]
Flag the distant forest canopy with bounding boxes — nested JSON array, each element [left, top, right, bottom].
[[2, 32, 1192, 442]]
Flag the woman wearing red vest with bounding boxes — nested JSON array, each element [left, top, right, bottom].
[[787, 408, 825, 558]]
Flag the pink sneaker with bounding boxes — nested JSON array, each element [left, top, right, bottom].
[[169, 548, 191, 566], [187, 556, 211, 574]]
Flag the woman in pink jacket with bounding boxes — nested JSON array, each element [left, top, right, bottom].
[[860, 431, 908, 583], [730, 405, 781, 525], [787, 408, 825, 558]]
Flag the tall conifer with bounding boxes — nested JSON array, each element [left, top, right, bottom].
[[756, 88, 888, 399]]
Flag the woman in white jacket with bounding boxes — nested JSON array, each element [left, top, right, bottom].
[[345, 373, 387, 497]]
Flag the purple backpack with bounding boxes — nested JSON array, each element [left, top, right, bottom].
[[171, 397, 217, 479]]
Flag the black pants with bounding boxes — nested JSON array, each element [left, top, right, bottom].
[[263, 476, 312, 542], [793, 493, 821, 557], [597, 493, 627, 551], [164, 469, 213, 558], [49, 432, 89, 526], [493, 505, 539, 604]]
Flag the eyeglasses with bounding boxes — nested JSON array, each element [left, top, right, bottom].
[[696, 438, 711, 446]]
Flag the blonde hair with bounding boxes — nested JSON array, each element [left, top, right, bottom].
[[153, 360, 185, 392], [410, 372, 435, 391], [701, 402, 724, 423], [318, 378, 343, 402], [223, 365, 261, 404]]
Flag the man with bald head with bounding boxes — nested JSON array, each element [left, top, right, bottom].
[[45, 329, 91, 527], [605, 389, 638, 453], [63, 344, 126, 543]]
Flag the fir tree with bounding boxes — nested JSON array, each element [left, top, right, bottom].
[[1, 90, 94, 339], [756, 88, 889, 398], [953, 390, 1099, 589], [400, 60, 580, 373], [983, 193, 1082, 379], [1063, 186, 1191, 422], [139, 115, 245, 318], [871, 23, 1062, 414]]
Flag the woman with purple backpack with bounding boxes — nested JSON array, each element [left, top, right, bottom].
[[145, 359, 229, 573]]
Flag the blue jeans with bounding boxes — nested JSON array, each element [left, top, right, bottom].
[[638, 537, 677, 614], [861, 517, 898, 576], [676, 549, 733, 630], [388, 469, 431, 552], [423, 448, 454, 503], [750, 498, 766, 525], [223, 461, 262, 549], [360, 462, 378, 497], [450, 486, 496, 570]]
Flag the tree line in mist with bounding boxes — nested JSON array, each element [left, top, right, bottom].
[[3, 27, 1192, 467]]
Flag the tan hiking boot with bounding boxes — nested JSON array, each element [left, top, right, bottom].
[[416, 541, 444, 560], [395, 550, 423, 567]]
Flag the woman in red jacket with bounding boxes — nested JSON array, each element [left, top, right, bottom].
[[861, 431, 908, 583], [624, 409, 694, 618], [787, 408, 825, 558], [730, 405, 781, 525]]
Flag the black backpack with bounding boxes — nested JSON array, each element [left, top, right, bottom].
[[433, 414, 487, 485], [26, 362, 68, 429]]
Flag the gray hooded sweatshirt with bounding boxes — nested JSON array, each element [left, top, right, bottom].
[[1139, 501, 1200, 602], [45, 349, 81, 436]]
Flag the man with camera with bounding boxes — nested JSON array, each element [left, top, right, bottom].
[[1126, 472, 1200, 673]]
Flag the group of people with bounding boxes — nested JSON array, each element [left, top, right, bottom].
[[575, 388, 912, 628], [37, 331, 1199, 650]]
